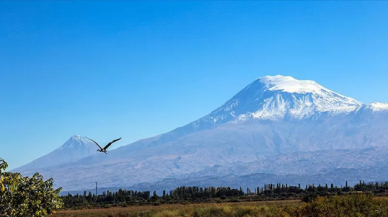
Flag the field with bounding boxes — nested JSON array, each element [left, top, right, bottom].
[[49, 200, 300, 217], [51, 194, 388, 217]]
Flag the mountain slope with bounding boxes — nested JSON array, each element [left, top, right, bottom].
[[14, 75, 388, 191], [27, 113, 388, 190]]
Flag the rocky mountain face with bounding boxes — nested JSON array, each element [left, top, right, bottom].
[[14, 75, 388, 191]]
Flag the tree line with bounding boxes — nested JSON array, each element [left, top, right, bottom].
[[61, 180, 388, 209]]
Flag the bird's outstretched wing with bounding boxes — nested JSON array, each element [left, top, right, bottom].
[[86, 137, 103, 150], [103, 137, 121, 150]]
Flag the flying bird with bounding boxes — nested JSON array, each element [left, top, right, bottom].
[[86, 137, 121, 154]]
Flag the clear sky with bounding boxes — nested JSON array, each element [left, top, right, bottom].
[[1, 1, 388, 169]]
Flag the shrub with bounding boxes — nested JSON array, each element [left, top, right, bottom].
[[283, 194, 388, 217], [0, 158, 63, 216]]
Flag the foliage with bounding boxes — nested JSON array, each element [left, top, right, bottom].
[[283, 194, 388, 217], [0, 158, 63, 216]]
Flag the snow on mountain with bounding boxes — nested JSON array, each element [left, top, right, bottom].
[[369, 102, 388, 112], [260, 75, 328, 94], [259, 75, 361, 112], [14, 75, 388, 191], [13, 135, 97, 171], [193, 75, 362, 126], [59, 135, 93, 150]]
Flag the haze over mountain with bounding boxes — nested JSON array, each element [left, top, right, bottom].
[[14, 75, 388, 191]]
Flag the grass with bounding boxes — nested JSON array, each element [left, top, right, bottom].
[[49, 200, 300, 217]]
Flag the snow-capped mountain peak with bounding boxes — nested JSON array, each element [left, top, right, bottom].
[[62, 135, 92, 149], [259, 75, 324, 94], [70, 135, 83, 140], [199, 75, 363, 124]]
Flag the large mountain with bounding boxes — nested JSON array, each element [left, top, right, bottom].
[[14, 75, 388, 191]]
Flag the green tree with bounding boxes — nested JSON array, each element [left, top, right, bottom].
[[0, 158, 63, 216]]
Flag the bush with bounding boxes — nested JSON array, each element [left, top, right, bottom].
[[302, 193, 317, 203], [0, 158, 63, 216]]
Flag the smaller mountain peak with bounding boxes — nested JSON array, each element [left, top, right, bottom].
[[14, 135, 98, 172], [63, 135, 92, 149], [70, 135, 83, 140]]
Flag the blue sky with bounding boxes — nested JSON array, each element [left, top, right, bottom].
[[1, 1, 388, 169]]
